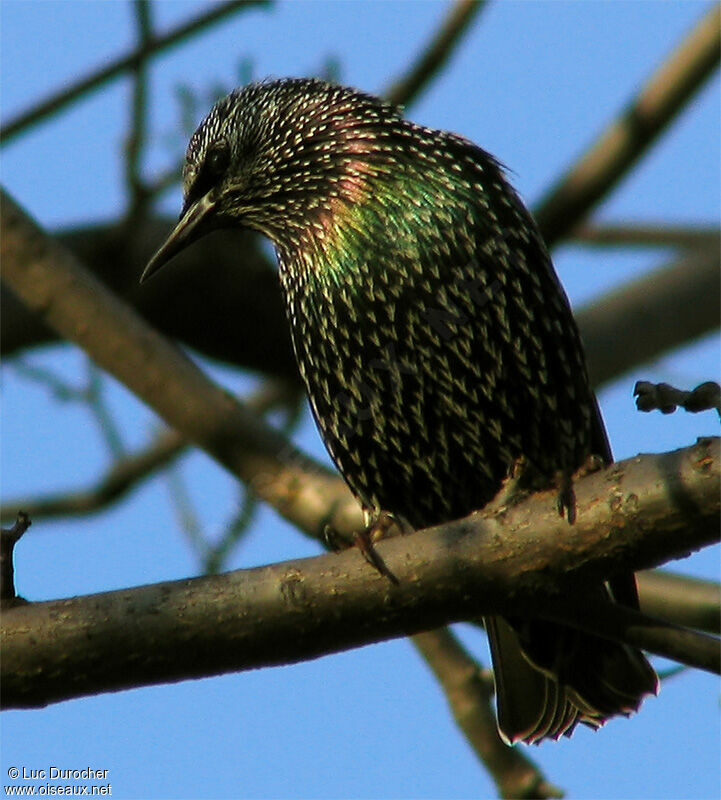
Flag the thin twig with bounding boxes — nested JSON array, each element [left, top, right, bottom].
[[534, 4, 721, 246], [384, 0, 486, 107], [166, 461, 206, 555], [0, 0, 269, 144], [124, 0, 154, 221], [203, 488, 259, 575], [412, 629, 563, 800], [145, 164, 183, 199], [84, 360, 127, 458], [0, 379, 299, 525], [0, 430, 187, 524], [1, 512, 31, 605]]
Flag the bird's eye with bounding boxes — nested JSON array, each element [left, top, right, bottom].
[[205, 141, 230, 176]]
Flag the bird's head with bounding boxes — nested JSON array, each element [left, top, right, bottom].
[[141, 78, 404, 283]]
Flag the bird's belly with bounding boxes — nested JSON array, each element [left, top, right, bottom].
[[295, 328, 519, 530]]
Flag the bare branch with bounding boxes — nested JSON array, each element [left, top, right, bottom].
[[543, 591, 720, 675], [534, 4, 721, 246], [384, 0, 486, 107], [2, 437, 718, 709], [576, 244, 720, 387], [1, 512, 31, 606], [0, 1, 269, 144], [0, 190, 358, 541], [124, 0, 154, 220], [638, 570, 720, 634], [0, 429, 186, 524], [0, 378, 299, 525], [412, 629, 563, 799], [634, 380, 721, 417], [572, 223, 720, 249]]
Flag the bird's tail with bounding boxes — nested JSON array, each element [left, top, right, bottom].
[[485, 595, 658, 745]]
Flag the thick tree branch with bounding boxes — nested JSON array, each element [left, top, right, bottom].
[[4, 219, 717, 393], [2, 437, 718, 709], [384, 0, 486, 107], [0, 1, 269, 144], [0, 190, 359, 540], [534, 4, 721, 247], [1, 218, 298, 379]]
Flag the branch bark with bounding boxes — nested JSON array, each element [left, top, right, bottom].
[[2, 437, 718, 709]]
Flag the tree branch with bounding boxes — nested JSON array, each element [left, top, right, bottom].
[[124, 0, 154, 221], [1, 512, 31, 605], [0, 429, 185, 523], [534, 4, 721, 246], [638, 570, 720, 634], [634, 380, 721, 417], [384, 0, 486, 107], [4, 216, 718, 399], [576, 243, 720, 387], [1, 218, 298, 379], [0, 190, 359, 541], [0, 1, 269, 144], [2, 437, 718, 709], [572, 222, 720, 249], [411, 629, 562, 799], [0, 379, 298, 525]]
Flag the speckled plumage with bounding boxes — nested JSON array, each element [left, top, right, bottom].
[[145, 78, 657, 744]]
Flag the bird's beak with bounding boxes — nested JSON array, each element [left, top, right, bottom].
[[140, 193, 216, 283]]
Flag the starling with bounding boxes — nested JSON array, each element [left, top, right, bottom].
[[143, 78, 658, 744]]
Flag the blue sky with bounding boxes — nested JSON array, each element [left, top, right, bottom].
[[1, 2, 719, 798]]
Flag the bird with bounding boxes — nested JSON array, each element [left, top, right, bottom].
[[142, 77, 658, 744]]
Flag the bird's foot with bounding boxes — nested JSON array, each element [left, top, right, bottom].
[[322, 524, 347, 552], [355, 510, 409, 585], [487, 456, 530, 515], [554, 469, 576, 524], [575, 453, 606, 478], [324, 512, 401, 584]]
